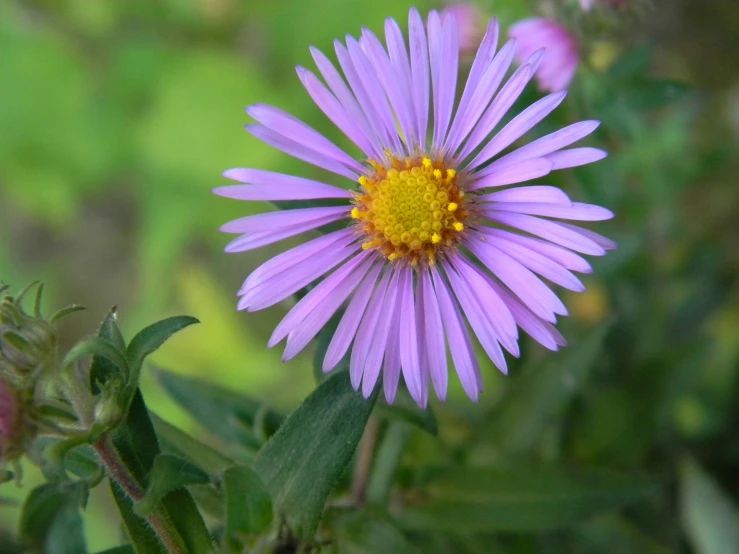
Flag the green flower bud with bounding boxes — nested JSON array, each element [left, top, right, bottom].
[[0, 285, 57, 380]]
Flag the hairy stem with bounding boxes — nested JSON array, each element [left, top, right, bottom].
[[93, 437, 187, 554], [351, 415, 380, 507]]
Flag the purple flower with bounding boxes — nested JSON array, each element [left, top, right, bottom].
[[216, 8, 614, 407], [509, 18, 579, 93]]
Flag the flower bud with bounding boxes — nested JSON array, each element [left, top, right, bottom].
[[0, 286, 57, 379]]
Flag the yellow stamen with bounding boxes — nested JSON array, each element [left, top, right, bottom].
[[453, 222, 464, 232], [446, 169, 456, 179], [351, 207, 360, 219], [431, 233, 442, 244], [447, 202, 458, 213]]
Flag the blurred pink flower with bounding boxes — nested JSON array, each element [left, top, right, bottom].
[[580, 0, 629, 9], [509, 18, 579, 93], [442, 3, 484, 55]]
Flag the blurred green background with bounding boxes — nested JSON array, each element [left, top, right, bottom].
[[2, 0, 739, 552]]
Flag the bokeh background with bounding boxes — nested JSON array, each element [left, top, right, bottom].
[[2, 0, 739, 551]]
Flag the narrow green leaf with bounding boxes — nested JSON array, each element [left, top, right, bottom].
[[680, 458, 739, 554], [224, 466, 273, 543], [135, 454, 211, 516], [332, 510, 422, 554], [66, 336, 129, 381], [154, 367, 282, 451], [151, 413, 238, 473], [399, 466, 660, 532], [253, 370, 379, 538], [126, 315, 199, 376], [49, 304, 86, 324], [478, 322, 611, 456], [367, 422, 413, 506], [90, 309, 127, 391], [18, 481, 89, 554]]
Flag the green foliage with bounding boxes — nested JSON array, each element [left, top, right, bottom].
[[253, 369, 379, 538]]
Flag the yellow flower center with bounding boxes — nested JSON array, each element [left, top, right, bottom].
[[351, 156, 467, 266]]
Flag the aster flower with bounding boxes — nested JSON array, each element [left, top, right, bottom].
[[215, 8, 614, 407], [509, 18, 579, 93]]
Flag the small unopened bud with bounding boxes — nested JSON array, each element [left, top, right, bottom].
[[93, 393, 123, 430]]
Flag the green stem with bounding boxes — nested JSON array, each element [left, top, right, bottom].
[[351, 415, 380, 507], [93, 437, 188, 554]]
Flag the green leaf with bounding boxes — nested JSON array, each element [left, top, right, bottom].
[[399, 466, 660, 532], [224, 466, 273, 545], [49, 304, 86, 324], [478, 322, 611, 457], [18, 481, 89, 554], [135, 454, 211, 516], [110, 390, 215, 554], [253, 370, 379, 538], [125, 315, 199, 377], [110, 484, 167, 554], [680, 458, 739, 554], [367, 422, 413, 506], [154, 367, 283, 451], [151, 413, 238, 473], [332, 510, 422, 554], [64, 336, 129, 379], [89, 309, 126, 391]]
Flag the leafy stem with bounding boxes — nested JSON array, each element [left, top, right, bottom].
[[350, 415, 380, 508], [93, 436, 188, 554]]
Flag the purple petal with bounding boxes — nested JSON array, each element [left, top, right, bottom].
[[477, 230, 585, 292], [385, 17, 417, 146], [240, 228, 355, 293], [430, 266, 482, 401], [482, 121, 601, 172], [476, 227, 592, 273], [483, 201, 614, 221], [449, 254, 519, 355], [246, 124, 358, 179], [456, 63, 533, 163], [218, 169, 351, 200], [545, 147, 608, 170], [247, 104, 364, 173], [468, 158, 552, 190], [361, 268, 401, 398], [270, 250, 373, 347], [333, 41, 394, 161], [224, 208, 350, 253], [221, 205, 349, 234], [323, 261, 383, 372], [484, 211, 607, 256], [345, 37, 404, 154], [430, 11, 459, 151], [467, 91, 567, 171], [446, 38, 516, 155], [350, 268, 392, 390], [241, 242, 360, 312], [297, 65, 380, 159], [382, 296, 402, 404], [360, 29, 415, 152], [487, 279, 564, 351], [479, 185, 571, 204], [418, 267, 448, 400], [444, 259, 509, 373], [466, 238, 567, 322], [282, 254, 375, 361], [409, 7, 430, 149], [399, 266, 424, 405], [414, 271, 430, 409], [558, 222, 617, 250]]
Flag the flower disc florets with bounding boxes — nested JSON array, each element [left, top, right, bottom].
[[351, 155, 468, 266]]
